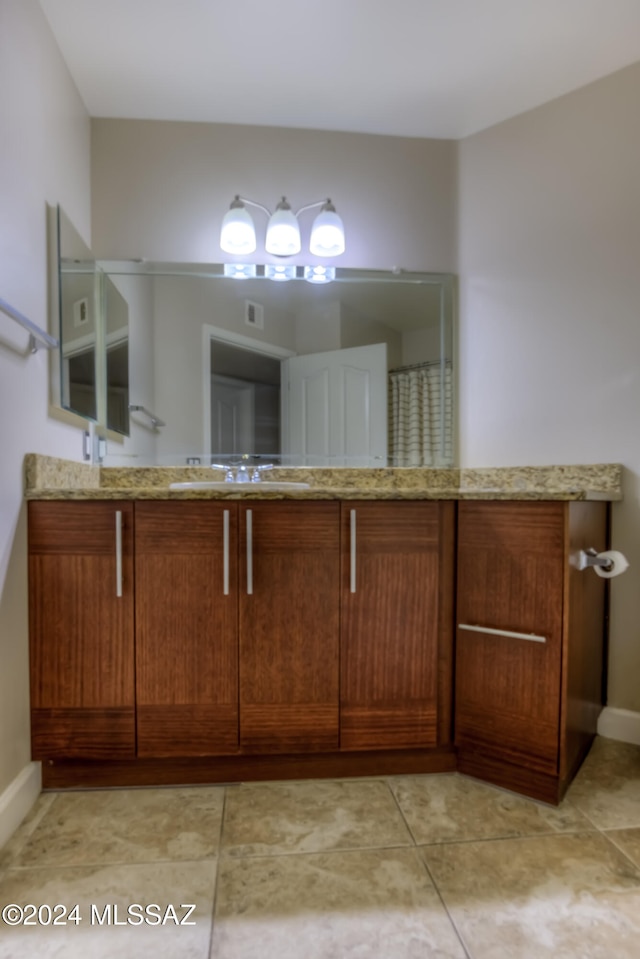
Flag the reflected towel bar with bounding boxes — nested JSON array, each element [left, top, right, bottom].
[[128, 404, 166, 429], [0, 296, 59, 353]]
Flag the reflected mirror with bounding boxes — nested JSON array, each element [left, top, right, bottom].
[[57, 209, 98, 423], [57, 207, 130, 436]]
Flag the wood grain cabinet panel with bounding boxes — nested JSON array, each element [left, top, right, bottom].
[[455, 500, 608, 803], [238, 502, 340, 752], [135, 502, 239, 757], [29, 495, 607, 802], [28, 501, 135, 758], [340, 501, 455, 750]]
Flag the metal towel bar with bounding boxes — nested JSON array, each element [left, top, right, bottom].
[[0, 296, 59, 353], [128, 404, 166, 429]]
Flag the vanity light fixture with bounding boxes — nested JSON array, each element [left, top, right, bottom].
[[220, 197, 260, 254], [265, 198, 300, 256], [307, 201, 345, 257], [220, 195, 345, 258]]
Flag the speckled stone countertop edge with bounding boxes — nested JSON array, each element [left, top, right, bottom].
[[23, 486, 620, 502], [23, 455, 623, 501]]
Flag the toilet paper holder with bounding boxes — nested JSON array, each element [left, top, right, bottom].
[[575, 548, 630, 578], [577, 548, 613, 571]]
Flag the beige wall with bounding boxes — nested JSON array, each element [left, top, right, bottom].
[[339, 302, 403, 368], [107, 273, 157, 463], [91, 119, 457, 272], [0, 0, 90, 798], [458, 62, 640, 712]]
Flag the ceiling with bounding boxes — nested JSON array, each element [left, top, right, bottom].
[[39, 0, 640, 139]]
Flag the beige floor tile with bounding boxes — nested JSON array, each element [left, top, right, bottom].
[[221, 779, 412, 857], [0, 858, 216, 959], [0, 793, 56, 874], [12, 786, 225, 868], [212, 846, 467, 958], [423, 831, 640, 959], [390, 772, 593, 845], [604, 827, 640, 868], [566, 737, 640, 829]]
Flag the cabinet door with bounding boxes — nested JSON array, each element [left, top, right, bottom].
[[239, 502, 340, 753], [340, 502, 447, 750], [28, 501, 135, 758], [135, 502, 239, 757], [455, 502, 565, 775]]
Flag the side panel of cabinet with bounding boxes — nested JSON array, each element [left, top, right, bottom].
[[239, 502, 340, 753], [560, 501, 608, 783], [135, 502, 239, 757], [28, 501, 135, 758], [455, 501, 565, 775], [340, 501, 449, 750]]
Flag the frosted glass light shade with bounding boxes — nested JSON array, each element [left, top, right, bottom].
[[265, 199, 301, 256], [310, 203, 345, 257], [220, 203, 256, 254]]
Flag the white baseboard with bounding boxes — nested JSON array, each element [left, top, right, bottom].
[[597, 707, 640, 746], [0, 762, 42, 850]]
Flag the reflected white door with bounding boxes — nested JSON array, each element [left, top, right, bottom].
[[284, 343, 387, 465], [211, 375, 255, 454]]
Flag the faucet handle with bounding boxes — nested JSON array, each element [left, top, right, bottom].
[[210, 463, 235, 482], [251, 463, 273, 482]]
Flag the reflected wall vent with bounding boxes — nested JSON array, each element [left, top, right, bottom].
[[244, 300, 264, 330]]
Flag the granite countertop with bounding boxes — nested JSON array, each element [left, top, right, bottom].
[[23, 456, 623, 502]]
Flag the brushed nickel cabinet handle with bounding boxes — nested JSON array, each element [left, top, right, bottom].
[[350, 508, 357, 594], [223, 509, 230, 596], [458, 623, 546, 644], [246, 509, 253, 595], [115, 510, 123, 598]]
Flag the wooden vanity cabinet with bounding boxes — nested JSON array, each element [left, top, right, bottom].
[[455, 500, 608, 803], [340, 501, 455, 750], [28, 501, 135, 759], [135, 502, 239, 757], [29, 495, 608, 801], [238, 501, 341, 753]]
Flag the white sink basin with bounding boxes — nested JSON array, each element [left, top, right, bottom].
[[169, 480, 311, 491]]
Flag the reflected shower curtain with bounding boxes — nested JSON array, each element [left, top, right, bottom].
[[389, 362, 453, 466]]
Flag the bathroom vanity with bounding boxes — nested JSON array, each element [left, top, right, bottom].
[[25, 457, 621, 804]]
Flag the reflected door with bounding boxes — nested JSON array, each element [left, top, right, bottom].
[[211, 374, 255, 454], [284, 343, 388, 465]]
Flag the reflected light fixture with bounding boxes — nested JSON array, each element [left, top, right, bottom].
[[223, 262, 257, 279], [220, 195, 345, 258], [304, 265, 336, 284], [264, 264, 296, 282]]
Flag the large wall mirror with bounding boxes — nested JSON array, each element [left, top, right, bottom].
[[56, 207, 456, 467]]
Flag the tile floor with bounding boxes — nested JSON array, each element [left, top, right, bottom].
[[1, 736, 640, 957]]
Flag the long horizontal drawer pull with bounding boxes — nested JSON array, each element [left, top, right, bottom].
[[458, 623, 547, 644]]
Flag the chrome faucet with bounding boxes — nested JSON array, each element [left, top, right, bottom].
[[210, 457, 273, 483]]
